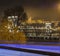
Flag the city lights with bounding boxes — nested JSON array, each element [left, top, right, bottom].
[[0, 0, 60, 56]]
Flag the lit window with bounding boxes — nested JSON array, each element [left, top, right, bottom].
[[15, 16, 18, 18], [17, 30, 19, 33], [8, 16, 11, 19], [9, 30, 12, 32], [12, 16, 15, 18]]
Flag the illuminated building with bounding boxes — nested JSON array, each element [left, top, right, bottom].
[[19, 23, 60, 42], [7, 16, 60, 42]]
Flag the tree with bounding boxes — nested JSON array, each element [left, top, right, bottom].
[[4, 6, 27, 22], [0, 6, 27, 44]]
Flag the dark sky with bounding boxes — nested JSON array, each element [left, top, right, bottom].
[[0, 0, 58, 7], [0, 0, 60, 20]]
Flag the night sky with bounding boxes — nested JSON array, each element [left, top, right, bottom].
[[0, 0, 60, 20], [0, 0, 58, 7]]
